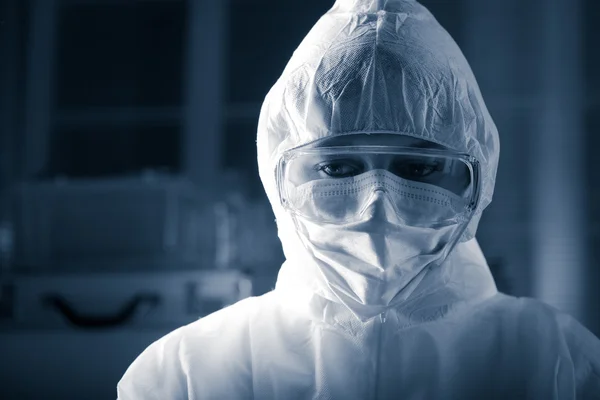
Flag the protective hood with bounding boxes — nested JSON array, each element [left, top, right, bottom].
[[257, 0, 500, 321]]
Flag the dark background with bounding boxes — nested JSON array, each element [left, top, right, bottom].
[[0, 0, 598, 399]]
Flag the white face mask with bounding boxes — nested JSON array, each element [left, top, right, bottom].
[[289, 170, 471, 317]]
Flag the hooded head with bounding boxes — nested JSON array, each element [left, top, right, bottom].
[[256, 0, 500, 320]]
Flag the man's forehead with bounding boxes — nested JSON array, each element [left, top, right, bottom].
[[308, 133, 448, 149]]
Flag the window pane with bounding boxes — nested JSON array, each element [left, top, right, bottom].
[[585, 0, 600, 99], [47, 124, 181, 178], [55, 0, 187, 108], [221, 120, 264, 197], [227, 0, 329, 103]]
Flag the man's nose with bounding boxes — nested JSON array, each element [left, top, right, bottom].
[[359, 188, 399, 223]]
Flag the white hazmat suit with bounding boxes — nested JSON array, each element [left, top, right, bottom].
[[117, 0, 600, 398]]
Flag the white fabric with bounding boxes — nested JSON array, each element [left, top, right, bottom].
[[117, 0, 600, 398]]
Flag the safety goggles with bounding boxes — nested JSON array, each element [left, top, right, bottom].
[[276, 145, 481, 226]]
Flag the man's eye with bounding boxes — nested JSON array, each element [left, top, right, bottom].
[[316, 162, 361, 178], [394, 162, 441, 179]]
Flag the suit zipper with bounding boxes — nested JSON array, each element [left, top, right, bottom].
[[373, 311, 386, 400]]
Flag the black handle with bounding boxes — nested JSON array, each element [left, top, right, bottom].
[[43, 293, 161, 329]]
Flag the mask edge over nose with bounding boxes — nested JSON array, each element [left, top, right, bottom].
[[288, 168, 472, 228]]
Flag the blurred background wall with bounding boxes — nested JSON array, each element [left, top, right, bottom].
[[0, 0, 598, 399]]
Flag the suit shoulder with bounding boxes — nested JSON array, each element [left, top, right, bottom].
[[117, 295, 267, 399]]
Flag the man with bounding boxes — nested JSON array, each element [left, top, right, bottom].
[[117, 0, 600, 398]]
